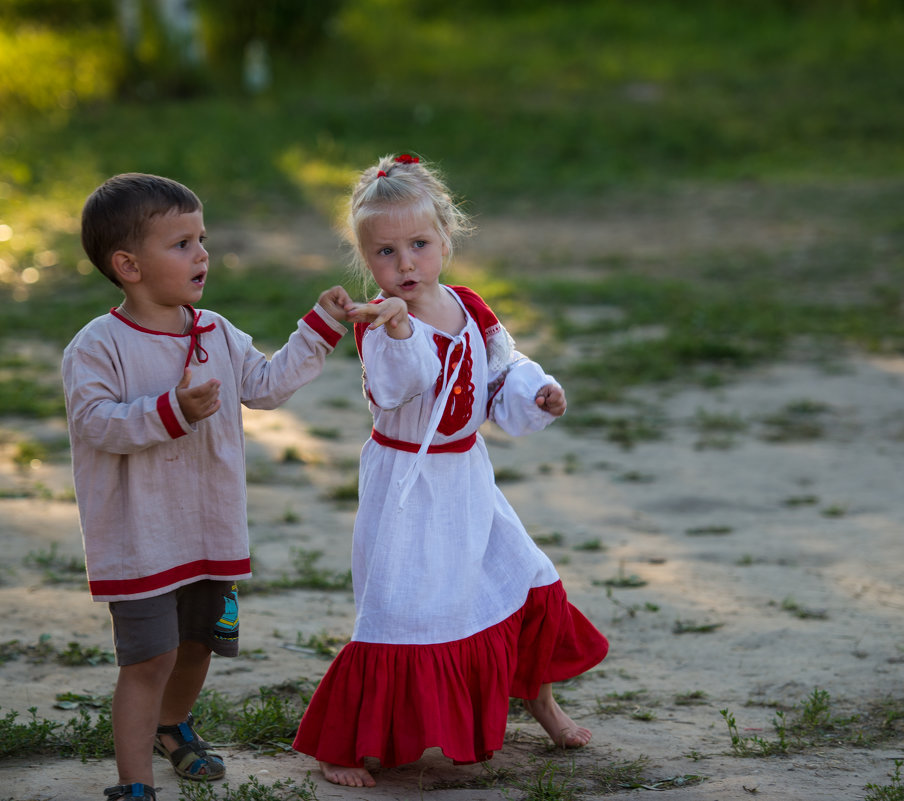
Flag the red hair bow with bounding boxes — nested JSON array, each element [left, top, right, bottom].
[[394, 154, 420, 164]]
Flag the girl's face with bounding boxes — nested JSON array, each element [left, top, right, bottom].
[[358, 207, 448, 306]]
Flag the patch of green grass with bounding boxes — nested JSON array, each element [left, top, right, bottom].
[[598, 561, 647, 588], [178, 775, 321, 801], [673, 620, 724, 634], [779, 596, 829, 620], [685, 525, 734, 536], [721, 687, 884, 757], [573, 538, 605, 552], [0, 705, 113, 760], [759, 399, 832, 442], [245, 548, 351, 594], [192, 682, 314, 749], [865, 761, 904, 801], [675, 690, 709, 706], [494, 466, 525, 483], [24, 543, 85, 584]]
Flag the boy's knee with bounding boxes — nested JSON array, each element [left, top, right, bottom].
[[119, 648, 179, 682]]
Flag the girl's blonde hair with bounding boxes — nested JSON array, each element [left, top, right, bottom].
[[342, 154, 472, 294]]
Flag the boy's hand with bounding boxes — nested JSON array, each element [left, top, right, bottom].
[[318, 285, 354, 322], [346, 297, 412, 339], [535, 384, 567, 417], [176, 369, 221, 424]]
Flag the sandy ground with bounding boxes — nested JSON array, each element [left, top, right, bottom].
[[1, 210, 903, 800]]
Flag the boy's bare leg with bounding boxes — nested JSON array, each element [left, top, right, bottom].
[[523, 682, 592, 748], [319, 762, 376, 787], [157, 640, 213, 754], [112, 649, 179, 784]]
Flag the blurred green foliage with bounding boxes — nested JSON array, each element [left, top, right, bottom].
[[1, 0, 903, 401]]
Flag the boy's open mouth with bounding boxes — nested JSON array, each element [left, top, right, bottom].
[[192, 271, 206, 285], [400, 280, 417, 289]]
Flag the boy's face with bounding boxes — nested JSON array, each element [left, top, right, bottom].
[[129, 209, 208, 306]]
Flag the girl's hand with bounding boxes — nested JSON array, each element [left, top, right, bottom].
[[535, 384, 567, 417], [176, 368, 221, 423], [317, 285, 354, 322], [346, 297, 412, 339]]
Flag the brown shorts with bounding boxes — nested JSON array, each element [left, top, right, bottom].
[[108, 580, 240, 666]]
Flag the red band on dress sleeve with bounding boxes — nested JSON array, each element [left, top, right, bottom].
[[304, 309, 343, 348], [157, 392, 187, 439]]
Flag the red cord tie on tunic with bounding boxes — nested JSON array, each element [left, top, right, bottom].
[[184, 309, 216, 369]]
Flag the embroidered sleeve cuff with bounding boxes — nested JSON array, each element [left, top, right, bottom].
[[304, 305, 346, 349], [156, 390, 190, 439]]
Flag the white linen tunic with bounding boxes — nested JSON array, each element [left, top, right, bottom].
[[62, 305, 345, 602], [352, 285, 560, 644]]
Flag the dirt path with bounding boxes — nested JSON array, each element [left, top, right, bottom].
[[1, 206, 902, 800]]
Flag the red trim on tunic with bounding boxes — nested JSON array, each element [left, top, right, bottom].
[[304, 309, 343, 348], [156, 392, 187, 439], [292, 580, 608, 769], [370, 427, 476, 454], [89, 557, 251, 597]]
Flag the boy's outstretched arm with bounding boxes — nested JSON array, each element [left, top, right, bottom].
[[535, 383, 567, 417]]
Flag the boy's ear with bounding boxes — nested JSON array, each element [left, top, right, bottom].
[[111, 250, 141, 284]]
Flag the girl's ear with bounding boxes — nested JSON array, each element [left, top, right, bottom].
[[111, 250, 141, 285]]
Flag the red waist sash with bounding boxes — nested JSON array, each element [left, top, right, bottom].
[[370, 427, 476, 454]]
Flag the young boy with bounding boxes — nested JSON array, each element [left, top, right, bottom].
[[63, 173, 354, 801]]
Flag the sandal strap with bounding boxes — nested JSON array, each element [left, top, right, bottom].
[[156, 713, 212, 749], [155, 713, 224, 779], [103, 784, 157, 801]]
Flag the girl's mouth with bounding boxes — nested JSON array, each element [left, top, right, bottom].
[[192, 271, 207, 286], [400, 280, 417, 290]]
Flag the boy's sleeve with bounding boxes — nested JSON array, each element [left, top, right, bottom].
[[63, 344, 194, 454], [239, 303, 347, 409]]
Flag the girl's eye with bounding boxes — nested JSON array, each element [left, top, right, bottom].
[[379, 247, 393, 256], [414, 240, 427, 249]]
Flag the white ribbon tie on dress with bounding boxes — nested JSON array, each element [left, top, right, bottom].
[[396, 333, 465, 509]]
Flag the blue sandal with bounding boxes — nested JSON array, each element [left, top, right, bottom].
[[153, 713, 225, 781], [104, 784, 156, 801]]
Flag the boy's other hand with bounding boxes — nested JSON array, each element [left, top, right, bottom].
[[535, 384, 566, 417], [346, 297, 411, 339], [318, 285, 354, 322], [176, 368, 221, 424]]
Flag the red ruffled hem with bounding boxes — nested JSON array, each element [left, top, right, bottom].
[[292, 580, 608, 768]]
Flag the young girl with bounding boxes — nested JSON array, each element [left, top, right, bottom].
[[292, 154, 608, 787]]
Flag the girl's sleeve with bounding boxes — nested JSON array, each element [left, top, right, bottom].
[[361, 319, 439, 410], [239, 304, 346, 409], [486, 325, 561, 436], [62, 344, 194, 454]]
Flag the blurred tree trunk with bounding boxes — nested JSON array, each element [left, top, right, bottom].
[[116, 0, 208, 95]]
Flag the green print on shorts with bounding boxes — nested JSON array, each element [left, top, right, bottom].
[[214, 585, 239, 641]]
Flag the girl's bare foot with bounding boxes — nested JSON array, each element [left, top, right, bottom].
[[319, 761, 376, 787], [523, 684, 592, 748]]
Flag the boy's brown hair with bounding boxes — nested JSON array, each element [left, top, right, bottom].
[[81, 173, 202, 287]]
